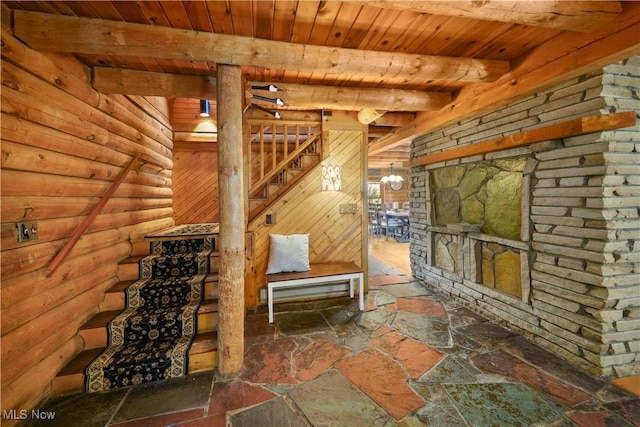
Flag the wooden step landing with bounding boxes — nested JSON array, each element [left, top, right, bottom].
[[53, 331, 217, 395]]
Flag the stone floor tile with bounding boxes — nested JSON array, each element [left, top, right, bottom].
[[384, 283, 432, 298], [370, 330, 444, 380], [109, 408, 204, 427], [336, 348, 424, 420], [568, 410, 635, 427], [369, 275, 412, 287], [208, 381, 276, 417], [244, 313, 276, 344], [356, 306, 394, 331], [276, 310, 332, 335], [604, 398, 640, 426], [294, 338, 351, 382], [229, 396, 307, 427], [611, 375, 640, 398], [472, 350, 591, 407], [448, 330, 485, 352], [503, 336, 605, 393], [396, 296, 447, 318], [417, 355, 481, 385], [110, 371, 213, 423], [241, 338, 298, 384], [444, 382, 563, 426], [23, 388, 129, 427], [413, 384, 468, 426], [447, 305, 489, 328], [392, 311, 451, 347], [176, 413, 226, 427], [455, 321, 517, 346], [375, 290, 397, 307], [289, 370, 387, 426]]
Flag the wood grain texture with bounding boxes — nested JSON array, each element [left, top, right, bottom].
[[247, 125, 366, 307]]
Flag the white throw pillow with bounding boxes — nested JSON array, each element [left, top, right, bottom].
[[266, 234, 310, 274]]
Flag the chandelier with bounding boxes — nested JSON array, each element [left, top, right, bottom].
[[380, 163, 403, 183]]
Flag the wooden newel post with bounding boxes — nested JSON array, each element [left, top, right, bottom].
[[216, 64, 245, 375]]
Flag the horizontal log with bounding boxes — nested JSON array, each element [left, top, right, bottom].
[[1, 241, 130, 308], [2, 195, 172, 222], [2, 58, 173, 156], [1, 169, 173, 198], [1, 277, 106, 366], [370, 112, 416, 127], [14, 10, 510, 83], [1, 90, 172, 169], [1, 113, 131, 166], [95, 68, 451, 111], [355, 1, 621, 32], [2, 264, 117, 334], [2, 335, 84, 414], [256, 82, 451, 111], [2, 319, 83, 393], [1, 29, 173, 146], [1, 207, 172, 278], [94, 67, 217, 98], [1, 140, 124, 181], [409, 111, 637, 167]]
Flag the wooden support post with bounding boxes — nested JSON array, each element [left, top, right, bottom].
[[217, 64, 245, 376]]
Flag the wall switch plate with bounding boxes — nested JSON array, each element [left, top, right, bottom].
[[265, 213, 274, 226], [17, 221, 38, 242]]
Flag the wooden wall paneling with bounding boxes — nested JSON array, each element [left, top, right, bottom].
[[247, 127, 365, 306], [1, 27, 175, 416], [172, 148, 220, 224]]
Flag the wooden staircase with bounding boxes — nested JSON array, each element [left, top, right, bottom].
[[248, 120, 323, 221], [52, 239, 219, 395]]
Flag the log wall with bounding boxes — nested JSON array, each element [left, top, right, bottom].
[[1, 26, 174, 417], [247, 112, 368, 307]]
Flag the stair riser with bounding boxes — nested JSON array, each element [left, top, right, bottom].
[[52, 350, 217, 395], [80, 311, 218, 350], [117, 255, 219, 281], [101, 280, 218, 312]]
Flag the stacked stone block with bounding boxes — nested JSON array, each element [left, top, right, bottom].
[[409, 55, 639, 378]]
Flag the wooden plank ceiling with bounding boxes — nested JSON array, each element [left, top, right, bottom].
[[4, 1, 634, 170]]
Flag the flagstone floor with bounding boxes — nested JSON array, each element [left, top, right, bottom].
[[24, 255, 640, 427]]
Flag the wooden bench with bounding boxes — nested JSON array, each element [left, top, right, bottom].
[[266, 262, 364, 323]]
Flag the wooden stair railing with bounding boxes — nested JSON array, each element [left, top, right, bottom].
[[45, 155, 140, 277], [249, 122, 322, 198]]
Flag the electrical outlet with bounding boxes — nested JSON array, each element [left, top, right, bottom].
[[17, 221, 38, 242]]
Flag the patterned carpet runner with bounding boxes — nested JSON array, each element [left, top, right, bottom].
[[85, 237, 213, 392]]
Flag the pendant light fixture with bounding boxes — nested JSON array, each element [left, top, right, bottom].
[[380, 163, 403, 183]]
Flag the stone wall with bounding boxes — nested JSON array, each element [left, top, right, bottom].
[[409, 55, 639, 378]]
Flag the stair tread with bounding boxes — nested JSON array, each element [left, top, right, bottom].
[[106, 280, 136, 294], [58, 332, 218, 377], [81, 310, 121, 329], [82, 298, 218, 331]]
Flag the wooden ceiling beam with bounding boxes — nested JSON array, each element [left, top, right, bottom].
[[93, 67, 217, 98], [369, 2, 640, 156], [93, 67, 451, 111], [13, 10, 509, 83], [353, 1, 622, 32], [252, 82, 451, 112]]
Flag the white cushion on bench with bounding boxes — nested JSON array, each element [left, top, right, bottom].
[[266, 233, 310, 274]]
